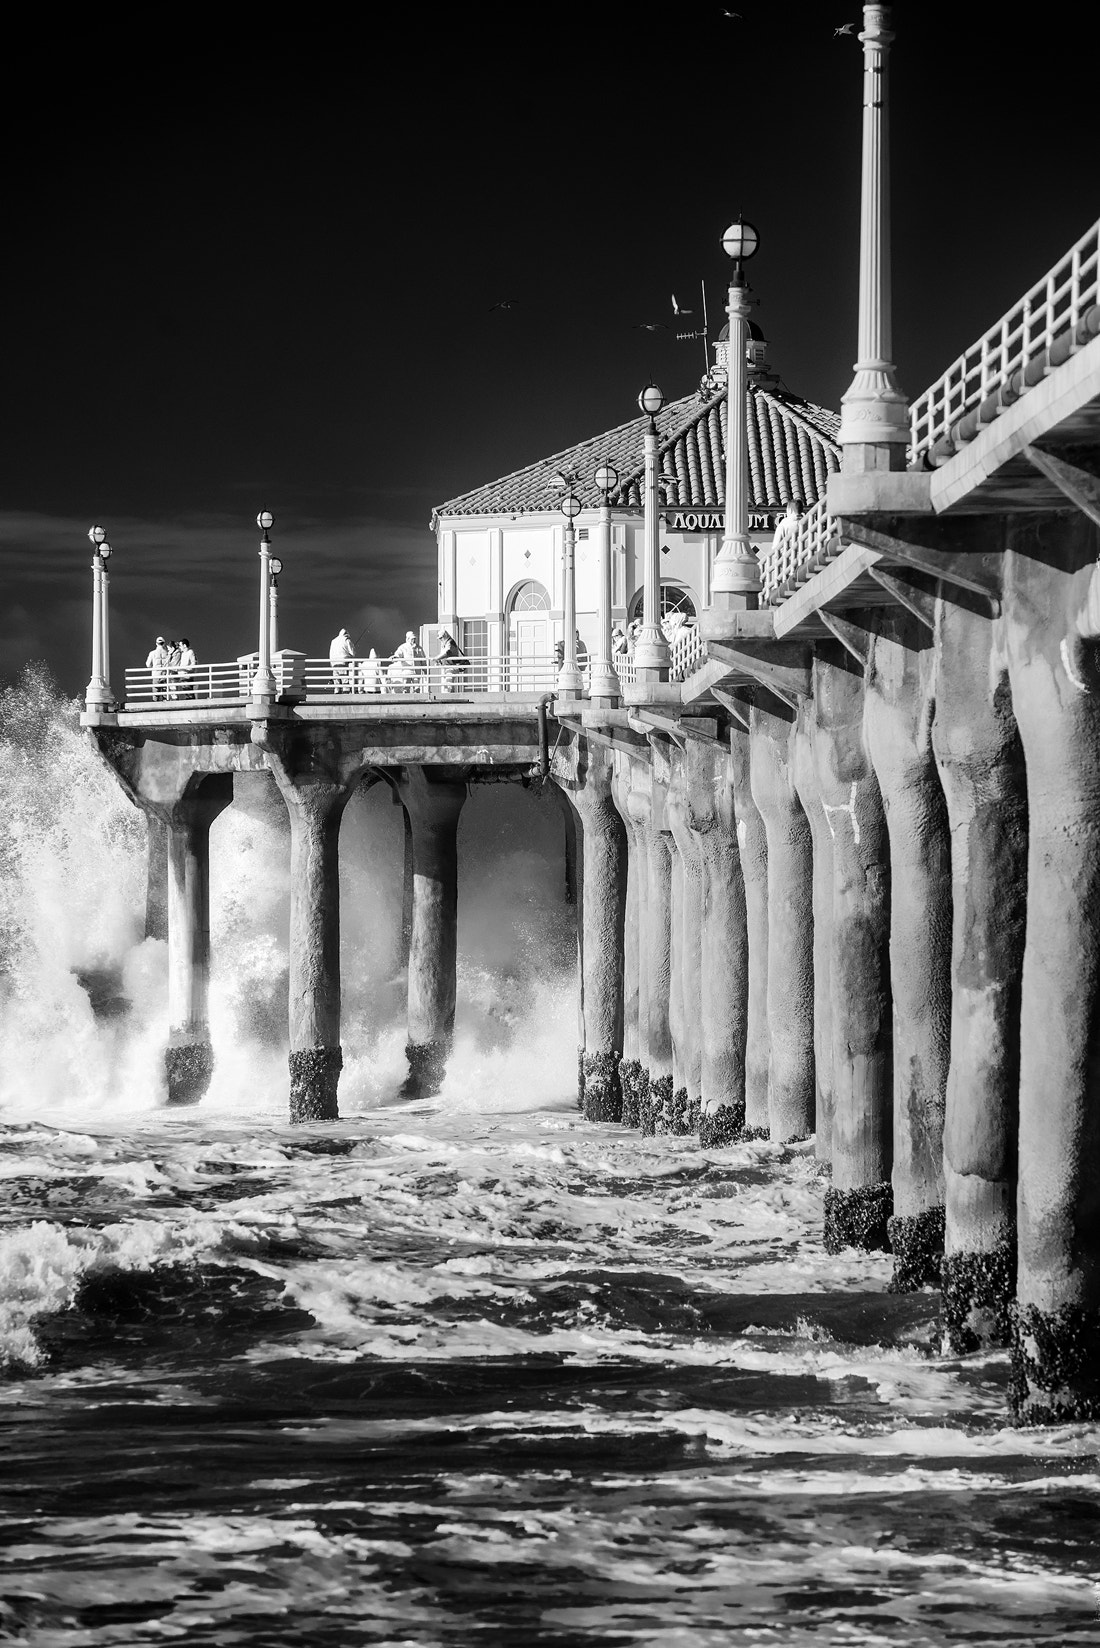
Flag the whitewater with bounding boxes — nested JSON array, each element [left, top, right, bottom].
[[1, 668, 1098, 1646]]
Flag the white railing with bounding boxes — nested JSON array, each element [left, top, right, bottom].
[[910, 217, 1100, 462], [301, 655, 561, 697], [668, 624, 706, 681], [121, 654, 563, 708], [759, 498, 838, 601]]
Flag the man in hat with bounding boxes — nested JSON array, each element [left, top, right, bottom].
[[145, 636, 170, 701]]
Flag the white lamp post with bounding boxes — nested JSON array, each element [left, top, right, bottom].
[[633, 382, 670, 678], [838, 3, 907, 465], [589, 460, 620, 702], [86, 525, 114, 709], [254, 511, 276, 700], [711, 218, 761, 610], [269, 555, 283, 659], [557, 491, 584, 696]]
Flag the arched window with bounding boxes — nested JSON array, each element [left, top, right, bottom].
[[510, 580, 551, 613], [628, 583, 696, 622]]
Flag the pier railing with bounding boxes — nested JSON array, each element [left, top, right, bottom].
[[121, 653, 564, 708], [910, 216, 1100, 463]]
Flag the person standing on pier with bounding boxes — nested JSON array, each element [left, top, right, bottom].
[[176, 637, 197, 699], [145, 636, 170, 701], [328, 627, 355, 693]]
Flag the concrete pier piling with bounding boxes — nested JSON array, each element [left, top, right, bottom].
[[144, 813, 169, 942], [864, 612, 952, 1291], [933, 600, 1026, 1350], [814, 647, 893, 1253], [1004, 518, 1100, 1422], [750, 700, 816, 1144], [729, 715, 771, 1138], [791, 702, 835, 1166], [692, 744, 749, 1149], [397, 769, 468, 1100], [164, 779, 232, 1105], [666, 751, 703, 1135], [273, 776, 352, 1123], [565, 747, 628, 1123], [639, 764, 674, 1139]]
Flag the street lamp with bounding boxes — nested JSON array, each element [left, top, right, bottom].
[[632, 383, 670, 679], [557, 491, 584, 696], [711, 217, 762, 609], [254, 511, 276, 700], [589, 460, 620, 702], [86, 525, 114, 709]]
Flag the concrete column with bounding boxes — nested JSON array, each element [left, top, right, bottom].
[[273, 777, 352, 1122], [864, 611, 952, 1291], [750, 700, 816, 1142], [396, 769, 468, 1098], [690, 740, 749, 1148], [1003, 517, 1100, 1422], [838, 3, 908, 466], [563, 749, 628, 1122], [666, 749, 704, 1134], [145, 812, 169, 942], [932, 600, 1025, 1352], [791, 702, 835, 1164], [641, 822, 673, 1135], [812, 645, 893, 1252], [164, 780, 232, 1105], [729, 715, 770, 1134], [664, 832, 686, 1132], [400, 801, 414, 970], [614, 761, 648, 1128]]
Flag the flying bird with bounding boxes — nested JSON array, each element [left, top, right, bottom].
[[723, 9, 742, 17], [488, 299, 518, 311], [633, 322, 669, 331], [671, 294, 693, 315], [834, 21, 856, 33]]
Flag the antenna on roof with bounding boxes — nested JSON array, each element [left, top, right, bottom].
[[700, 278, 710, 378]]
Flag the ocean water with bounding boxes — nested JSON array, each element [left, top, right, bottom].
[[1, 669, 1099, 1647]]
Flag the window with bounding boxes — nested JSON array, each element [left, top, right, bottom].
[[511, 581, 551, 613], [461, 619, 488, 659], [629, 584, 697, 621]]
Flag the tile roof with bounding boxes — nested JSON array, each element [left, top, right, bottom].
[[431, 382, 841, 525]]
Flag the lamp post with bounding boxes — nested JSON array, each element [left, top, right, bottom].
[[633, 382, 670, 679], [557, 491, 584, 696], [254, 511, 276, 700], [269, 555, 283, 658], [711, 218, 761, 610], [589, 460, 620, 703], [86, 525, 114, 709], [838, 4, 907, 467]]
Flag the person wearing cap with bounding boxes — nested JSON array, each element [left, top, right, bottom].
[[390, 629, 426, 693], [328, 627, 355, 693], [145, 636, 170, 701]]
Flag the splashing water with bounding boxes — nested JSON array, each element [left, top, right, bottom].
[[1, 667, 1099, 1646]]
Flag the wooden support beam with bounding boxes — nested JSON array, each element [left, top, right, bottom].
[[707, 639, 813, 703], [818, 610, 874, 665], [835, 516, 1002, 611], [711, 687, 751, 730], [1024, 444, 1100, 531], [867, 567, 937, 630]]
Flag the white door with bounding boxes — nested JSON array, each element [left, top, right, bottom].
[[514, 618, 546, 689]]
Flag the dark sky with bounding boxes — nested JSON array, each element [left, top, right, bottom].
[[2, 2, 1097, 693]]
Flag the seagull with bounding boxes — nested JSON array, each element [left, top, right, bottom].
[[488, 299, 518, 311], [671, 294, 693, 315], [633, 322, 669, 331], [723, 9, 742, 17], [833, 21, 856, 33]]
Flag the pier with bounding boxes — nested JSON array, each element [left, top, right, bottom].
[[80, 4, 1100, 1422]]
